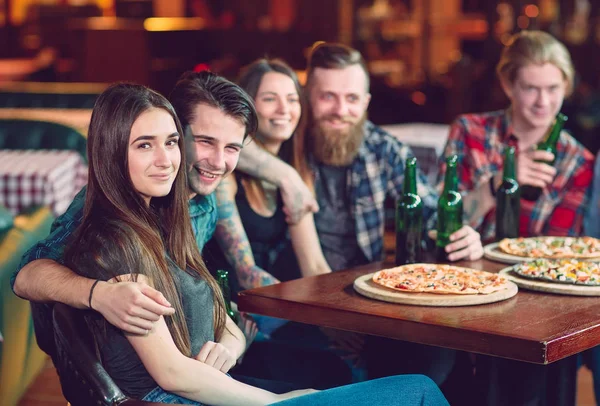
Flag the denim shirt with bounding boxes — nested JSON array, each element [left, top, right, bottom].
[[11, 186, 217, 290]]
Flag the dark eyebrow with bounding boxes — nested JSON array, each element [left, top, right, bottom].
[[259, 91, 299, 97], [193, 134, 243, 150], [228, 142, 244, 149], [192, 134, 215, 140], [131, 132, 179, 144]]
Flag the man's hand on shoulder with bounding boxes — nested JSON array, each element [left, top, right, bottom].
[[280, 171, 319, 225], [91, 281, 175, 335]]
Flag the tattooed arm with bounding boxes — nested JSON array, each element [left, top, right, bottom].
[[213, 174, 279, 290], [237, 140, 318, 224]]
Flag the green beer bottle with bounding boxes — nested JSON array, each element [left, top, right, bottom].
[[436, 155, 463, 261], [216, 269, 238, 323], [395, 157, 423, 265], [520, 113, 567, 201], [496, 146, 520, 240]]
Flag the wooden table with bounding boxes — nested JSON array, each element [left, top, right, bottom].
[[238, 258, 600, 364]]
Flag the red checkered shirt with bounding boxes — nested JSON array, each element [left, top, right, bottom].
[[440, 110, 594, 240]]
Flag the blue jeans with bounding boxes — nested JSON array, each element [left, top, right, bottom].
[[142, 374, 298, 404], [143, 386, 204, 404], [143, 375, 448, 406], [270, 375, 449, 406]]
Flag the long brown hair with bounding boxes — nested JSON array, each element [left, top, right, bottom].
[[65, 83, 226, 356], [237, 58, 312, 201]]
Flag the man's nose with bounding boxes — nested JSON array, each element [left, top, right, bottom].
[[333, 99, 349, 117], [536, 89, 550, 106], [206, 148, 225, 170]]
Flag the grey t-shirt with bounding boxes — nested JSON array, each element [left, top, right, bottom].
[[97, 261, 214, 399], [71, 222, 214, 400], [313, 163, 367, 271]]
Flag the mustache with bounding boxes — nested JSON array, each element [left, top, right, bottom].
[[318, 114, 354, 124]]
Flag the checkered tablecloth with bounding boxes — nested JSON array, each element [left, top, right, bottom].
[[0, 150, 87, 216]]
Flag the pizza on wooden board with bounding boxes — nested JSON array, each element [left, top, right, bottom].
[[513, 259, 600, 286], [498, 237, 600, 259], [372, 263, 510, 295]]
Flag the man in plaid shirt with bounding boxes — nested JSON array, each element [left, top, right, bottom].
[[237, 42, 484, 392], [441, 109, 593, 241], [440, 31, 593, 241], [239, 43, 484, 272], [438, 31, 593, 406]]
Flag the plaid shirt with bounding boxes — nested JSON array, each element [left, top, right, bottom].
[[11, 186, 217, 290], [441, 110, 593, 240], [337, 121, 438, 262]]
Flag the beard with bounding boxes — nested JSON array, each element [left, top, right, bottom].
[[309, 113, 366, 167]]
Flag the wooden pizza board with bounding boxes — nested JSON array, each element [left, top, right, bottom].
[[353, 272, 518, 307], [484, 241, 600, 265], [499, 267, 600, 296], [483, 242, 529, 264]]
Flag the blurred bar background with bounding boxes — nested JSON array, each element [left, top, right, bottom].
[[2, 1, 599, 154]]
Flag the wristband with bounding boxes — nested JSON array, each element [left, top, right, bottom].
[[89, 279, 101, 310]]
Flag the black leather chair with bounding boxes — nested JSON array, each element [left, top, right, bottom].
[[52, 303, 176, 406]]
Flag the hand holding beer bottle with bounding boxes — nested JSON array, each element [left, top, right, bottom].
[[395, 157, 423, 265], [520, 113, 567, 201], [436, 155, 463, 261]]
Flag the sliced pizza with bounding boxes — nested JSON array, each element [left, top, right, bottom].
[[372, 263, 510, 295], [513, 259, 600, 286], [498, 237, 600, 259]]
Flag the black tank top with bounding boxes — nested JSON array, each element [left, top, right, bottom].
[[204, 176, 301, 289]]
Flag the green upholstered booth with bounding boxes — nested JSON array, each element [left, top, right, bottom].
[[0, 118, 87, 161], [0, 206, 54, 406], [0, 82, 106, 109]]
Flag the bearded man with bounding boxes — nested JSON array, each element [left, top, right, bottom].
[[294, 42, 483, 270], [235, 43, 483, 394]]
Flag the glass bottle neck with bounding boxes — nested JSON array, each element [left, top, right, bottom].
[[540, 113, 567, 149], [404, 163, 418, 195], [443, 164, 458, 192], [503, 149, 516, 180]]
